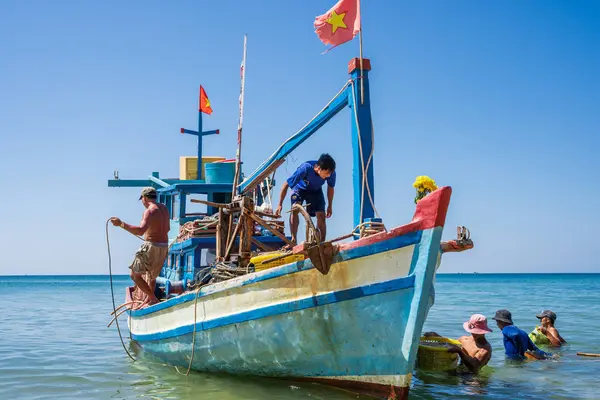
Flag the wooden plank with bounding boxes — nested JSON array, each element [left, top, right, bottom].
[[251, 237, 275, 252], [240, 158, 286, 195], [248, 213, 293, 246], [224, 221, 242, 260], [577, 352, 600, 357], [189, 198, 230, 208], [254, 209, 281, 219]]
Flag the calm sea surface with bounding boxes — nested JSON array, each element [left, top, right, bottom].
[[1, 274, 599, 399]]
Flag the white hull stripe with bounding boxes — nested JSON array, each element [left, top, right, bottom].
[[130, 244, 416, 336]]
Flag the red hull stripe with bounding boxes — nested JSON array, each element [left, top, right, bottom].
[[339, 186, 452, 252]]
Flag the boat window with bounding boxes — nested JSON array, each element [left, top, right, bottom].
[[186, 194, 207, 217], [172, 194, 180, 220], [187, 254, 193, 271], [167, 254, 172, 267], [164, 195, 172, 214]]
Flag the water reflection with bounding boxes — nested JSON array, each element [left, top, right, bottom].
[[413, 366, 493, 398], [120, 344, 359, 400]]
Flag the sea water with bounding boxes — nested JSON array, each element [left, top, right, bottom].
[[1, 274, 599, 399]]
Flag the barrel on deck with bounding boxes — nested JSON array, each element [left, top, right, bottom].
[[205, 160, 236, 184]]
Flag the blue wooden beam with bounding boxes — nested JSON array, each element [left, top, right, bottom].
[[148, 175, 170, 188], [108, 177, 186, 188], [178, 93, 221, 179], [238, 85, 350, 193], [180, 124, 221, 179], [180, 128, 219, 137], [348, 58, 375, 228]]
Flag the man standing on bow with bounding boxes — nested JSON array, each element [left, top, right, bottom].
[[110, 187, 170, 309]]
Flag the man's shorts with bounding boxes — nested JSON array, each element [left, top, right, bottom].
[[291, 190, 325, 217], [129, 241, 168, 280]]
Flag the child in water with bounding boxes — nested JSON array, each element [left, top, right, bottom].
[[529, 310, 567, 347]]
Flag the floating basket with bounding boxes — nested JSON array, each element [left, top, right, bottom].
[[416, 336, 461, 371]]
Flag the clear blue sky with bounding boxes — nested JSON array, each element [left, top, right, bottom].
[[1, 0, 598, 275]]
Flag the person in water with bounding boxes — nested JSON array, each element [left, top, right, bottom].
[[451, 314, 494, 373], [530, 310, 567, 346], [492, 309, 552, 360], [275, 154, 336, 244], [110, 187, 170, 309], [424, 314, 493, 373]]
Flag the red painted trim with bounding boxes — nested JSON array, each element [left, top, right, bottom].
[[348, 57, 372, 73], [339, 186, 452, 252], [294, 377, 409, 399], [413, 185, 452, 231]]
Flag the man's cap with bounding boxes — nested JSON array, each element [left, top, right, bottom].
[[536, 310, 557, 322], [492, 309, 513, 324], [139, 187, 157, 200]]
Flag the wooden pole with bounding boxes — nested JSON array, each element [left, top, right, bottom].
[[224, 220, 242, 260], [231, 34, 247, 199], [190, 198, 229, 208], [226, 35, 248, 250], [577, 352, 600, 357], [216, 208, 226, 259]]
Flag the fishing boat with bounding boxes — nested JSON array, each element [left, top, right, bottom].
[[108, 54, 473, 399]]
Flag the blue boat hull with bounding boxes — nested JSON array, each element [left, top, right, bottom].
[[127, 187, 453, 399]]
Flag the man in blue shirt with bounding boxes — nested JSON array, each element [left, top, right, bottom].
[[275, 154, 336, 244], [492, 309, 552, 360]]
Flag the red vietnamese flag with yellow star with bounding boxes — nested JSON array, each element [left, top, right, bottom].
[[314, 0, 360, 48], [199, 85, 213, 115]]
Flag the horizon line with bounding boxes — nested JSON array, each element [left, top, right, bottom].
[[1, 272, 599, 278]]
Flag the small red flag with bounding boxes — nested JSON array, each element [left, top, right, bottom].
[[199, 85, 213, 115], [314, 0, 361, 49]]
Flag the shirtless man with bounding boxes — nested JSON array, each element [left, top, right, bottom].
[[424, 314, 492, 373], [451, 314, 493, 373], [110, 187, 170, 308]]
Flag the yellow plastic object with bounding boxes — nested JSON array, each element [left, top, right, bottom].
[[179, 156, 226, 180], [249, 252, 305, 272], [416, 336, 461, 371]]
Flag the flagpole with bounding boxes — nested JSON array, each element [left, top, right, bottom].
[[232, 34, 247, 199], [358, 0, 364, 105]]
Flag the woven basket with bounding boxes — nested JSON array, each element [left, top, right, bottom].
[[416, 336, 461, 371]]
